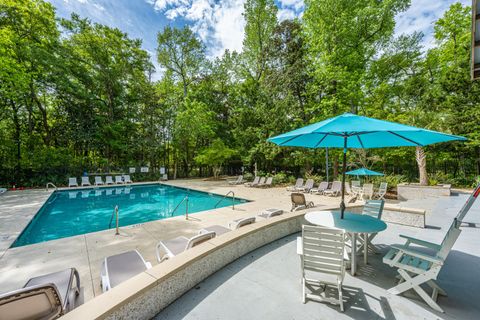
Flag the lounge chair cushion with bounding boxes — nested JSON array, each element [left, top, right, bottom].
[[199, 225, 231, 236], [24, 268, 77, 310], [161, 236, 190, 257], [103, 251, 148, 289]]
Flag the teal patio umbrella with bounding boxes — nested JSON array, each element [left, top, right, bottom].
[[268, 113, 466, 218], [346, 168, 384, 176]]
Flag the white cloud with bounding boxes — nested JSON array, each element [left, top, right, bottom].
[[277, 8, 296, 21], [146, 0, 246, 57], [278, 0, 304, 11], [394, 0, 470, 50]]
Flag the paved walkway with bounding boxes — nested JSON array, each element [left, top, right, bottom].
[[155, 192, 480, 320], [0, 179, 340, 302]]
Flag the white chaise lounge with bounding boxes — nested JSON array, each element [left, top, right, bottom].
[[81, 176, 91, 186], [101, 250, 151, 292], [156, 232, 216, 262], [68, 177, 78, 187]]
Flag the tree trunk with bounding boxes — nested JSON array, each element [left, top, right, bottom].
[[416, 146, 428, 186]]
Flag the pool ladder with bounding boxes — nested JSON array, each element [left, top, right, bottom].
[[214, 191, 235, 210], [108, 205, 120, 235], [170, 195, 189, 220], [45, 182, 58, 191]]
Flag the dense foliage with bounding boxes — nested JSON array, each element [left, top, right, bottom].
[[0, 0, 479, 187]]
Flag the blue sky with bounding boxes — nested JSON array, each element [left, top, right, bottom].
[[49, 0, 470, 79]]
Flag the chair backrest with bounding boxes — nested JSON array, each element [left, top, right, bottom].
[[81, 176, 90, 184], [345, 182, 351, 194], [68, 177, 77, 186], [318, 181, 328, 191], [332, 181, 342, 191], [115, 175, 122, 183], [233, 217, 256, 229], [186, 231, 216, 250], [291, 193, 306, 206], [258, 177, 266, 185], [352, 180, 361, 187], [295, 178, 304, 188], [237, 175, 243, 182], [129, 167, 136, 173], [106, 176, 113, 183], [301, 225, 345, 278], [95, 176, 103, 183], [304, 179, 314, 189], [363, 183, 374, 195], [455, 183, 480, 222], [0, 284, 64, 320], [362, 200, 385, 219], [252, 176, 260, 184], [124, 175, 131, 181], [264, 177, 273, 185], [378, 182, 388, 191]]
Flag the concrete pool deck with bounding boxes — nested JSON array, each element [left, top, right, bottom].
[[0, 179, 342, 302], [154, 192, 480, 320]]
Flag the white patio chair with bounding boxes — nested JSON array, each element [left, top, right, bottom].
[[291, 193, 314, 211], [351, 180, 361, 197], [361, 183, 374, 200], [311, 181, 328, 194], [68, 177, 78, 188], [101, 250, 151, 292], [298, 179, 314, 193], [323, 181, 342, 197], [257, 176, 273, 188], [156, 231, 216, 262], [300, 225, 346, 311], [105, 176, 114, 185], [244, 176, 260, 187], [287, 178, 304, 191], [114, 175, 123, 184], [357, 200, 385, 254], [383, 184, 480, 312], [374, 182, 388, 200], [94, 176, 104, 186], [123, 175, 133, 184], [81, 176, 91, 186]]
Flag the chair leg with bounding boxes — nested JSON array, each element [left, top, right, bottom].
[[389, 269, 444, 313], [302, 278, 306, 304], [427, 280, 447, 297], [338, 282, 344, 312]]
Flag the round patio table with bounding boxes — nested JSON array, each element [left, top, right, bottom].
[[305, 210, 387, 276]]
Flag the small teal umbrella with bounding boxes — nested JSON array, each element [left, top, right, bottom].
[[268, 113, 466, 218], [346, 168, 384, 176]]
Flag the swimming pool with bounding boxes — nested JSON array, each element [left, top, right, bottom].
[[12, 184, 247, 247]]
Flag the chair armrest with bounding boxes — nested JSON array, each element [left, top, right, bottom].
[[296, 237, 303, 255], [390, 245, 444, 264], [399, 235, 441, 251], [145, 262, 152, 269]]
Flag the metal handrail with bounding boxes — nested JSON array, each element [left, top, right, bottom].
[[108, 205, 120, 235], [170, 195, 189, 220], [214, 191, 235, 210], [46, 182, 58, 191]]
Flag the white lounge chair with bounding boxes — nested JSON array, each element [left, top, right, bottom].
[[68, 177, 78, 188], [105, 176, 114, 185], [291, 193, 314, 211], [0, 268, 80, 318], [257, 176, 273, 188], [244, 176, 260, 187], [299, 225, 346, 311], [123, 175, 133, 184], [101, 250, 151, 292], [323, 181, 342, 197], [311, 181, 328, 194], [257, 208, 283, 219], [81, 176, 91, 186], [383, 184, 480, 312], [94, 176, 104, 186], [287, 178, 304, 191], [351, 180, 362, 197], [374, 182, 388, 200], [199, 217, 256, 237], [298, 179, 314, 193], [0, 187, 6, 194], [156, 232, 216, 262], [115, 175, 123, 184], [254, 177, 266, 187], [229, 175, 244, 185]]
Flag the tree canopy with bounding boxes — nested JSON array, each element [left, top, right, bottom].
[[0, 0, 479, 187]]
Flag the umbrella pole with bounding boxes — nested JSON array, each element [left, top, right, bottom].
[[340, 137, 347, 219]]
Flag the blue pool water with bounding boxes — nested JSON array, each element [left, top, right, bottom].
[[12, 184, 247, 247]]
